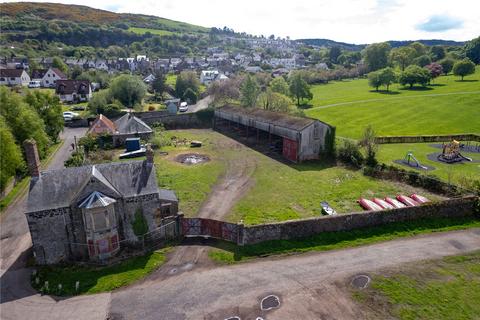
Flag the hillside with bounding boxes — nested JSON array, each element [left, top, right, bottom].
[[297, 38, 465, 50]]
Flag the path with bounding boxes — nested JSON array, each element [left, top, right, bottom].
[[308, 90, 480, 111], [186, 95, 212, 113]]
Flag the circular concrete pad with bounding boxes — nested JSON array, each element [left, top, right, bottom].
[[260, 295, 280, 311], [351, 275, 371, 289], [175, 153, 210, 165]]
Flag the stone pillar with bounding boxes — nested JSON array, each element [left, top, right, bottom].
[[23, 139, 40, 178], [146, 144, 154, 164]]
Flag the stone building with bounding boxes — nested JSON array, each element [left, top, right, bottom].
[[24, 140, 178, 265]]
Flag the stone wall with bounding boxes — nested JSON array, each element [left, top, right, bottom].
[[375, 134, 480, 144], [240, 196, 478, 245], [134, 111, 213, 129]]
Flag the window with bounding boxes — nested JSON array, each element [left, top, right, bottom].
[[84, 206, 116, 232], [313, 125, 320, 140], [0, 78, 5, 81], [10, 77, 15, 81]]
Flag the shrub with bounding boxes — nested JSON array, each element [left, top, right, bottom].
[[148, 105, 155, 111], [64, 150, 84, 167], [337, 140, 364, 167], [132, 209, 148, 237]]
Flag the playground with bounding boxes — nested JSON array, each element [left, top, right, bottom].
[[377, 141, 480, 185]]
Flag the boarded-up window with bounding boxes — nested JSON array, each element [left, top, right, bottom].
[[92, 211, 108, 230]]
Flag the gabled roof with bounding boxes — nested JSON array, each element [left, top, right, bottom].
[[56, 80, 91, 95], [89, 114, 117, 134], [0, 69, 25, 77], [49, 68, 67, 79], [78, 191, 116, 209], [216, 105, 317, 131], [31, 69, 47, 79], [114, 113, 153, 135], [27, 160, 159, 213]]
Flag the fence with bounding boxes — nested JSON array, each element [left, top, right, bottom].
[[374, 134, 480, 144]]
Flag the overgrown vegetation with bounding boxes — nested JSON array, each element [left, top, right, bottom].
[[132, 209, 149, 237]]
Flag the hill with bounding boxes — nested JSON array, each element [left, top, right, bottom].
[[297, 38, 465, 50]]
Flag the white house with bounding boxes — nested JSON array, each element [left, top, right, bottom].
[[143, 74, 155, 84], [41, 68, 67, 88], [56, 80, 92, 103], [95, 60, 109, 71], [200, 70, 228, 85], [0, 69, 30, 86]]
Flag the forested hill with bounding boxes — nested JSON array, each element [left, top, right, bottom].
[[298, 38, 465, 51]]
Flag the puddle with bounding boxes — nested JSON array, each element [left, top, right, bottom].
[[168, 268, 178, 275], [175, 153, 210, 165], [261, 295, 280, 311], [351, 275, 371, 289], [448, 240, 465, 250]]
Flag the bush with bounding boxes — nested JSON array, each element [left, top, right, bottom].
[[132, 209, 148, 237], [64, 150, 84, 167], [337, 140, 364, 167], [148, 105, 156, 111]]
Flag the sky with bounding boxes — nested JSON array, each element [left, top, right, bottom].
[[4, 0, 480, 43]]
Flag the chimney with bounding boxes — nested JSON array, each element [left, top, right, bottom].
[[23, 139, 41, 178], [146, 144, 154, 165]]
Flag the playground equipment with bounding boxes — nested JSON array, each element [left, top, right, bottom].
[[438, 140, 473, 163], [403, 151, 428, 170]]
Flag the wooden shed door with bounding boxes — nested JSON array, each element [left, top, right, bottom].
[[283, 138, 298, 162]]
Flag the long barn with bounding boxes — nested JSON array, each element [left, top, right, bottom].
[[214, 105, 334, 162]]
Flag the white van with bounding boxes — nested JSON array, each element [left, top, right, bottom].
[[28, 80, 41, 88]]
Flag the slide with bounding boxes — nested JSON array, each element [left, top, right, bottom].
[[408, 154, 428, 170], [459, 154, 473, 162]]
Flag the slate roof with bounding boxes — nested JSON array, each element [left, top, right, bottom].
[[114, 113, 153, 135], [27, 160, 158, 213], [159, 189, 178, 203], [216, 105, 316, 131], [78, 191, 116, 209], [50, 68, 67, 79], [31, 69, 47, 79], [0, 69, 25, 77], [56, 80, 90, 95]]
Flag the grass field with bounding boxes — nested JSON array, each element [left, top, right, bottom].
[[208, 217, 480, 264], [353, 251, 480, 320], [376, 142, 480, 185], [166, 74, 177, 87], [306, 68, 480, 139], [128, 27, 174, 36], [153, 129, 442, 223], [32, 250, 168, 296]]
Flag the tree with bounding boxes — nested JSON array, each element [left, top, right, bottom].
[[359, 125, 378, 167], [414, 54, 432, 67], [151, 71, 167, 95], [430, 45, 446, 61], [110, 74, 146, 108], [409, 42, 427, 57], [183, 87, 198, 104], [270, 76, 289, 95], [175, 71, 200, 99], [288, 73, 313, 106], [24, 90, 64, 143], [52, 56, 68, 74], [464, 36, 480, 64], [362, 42, 391, 71], [368, 71, 382, 91], [208, 77, 241, 106], [0, 87, 50, 158], [329, 46, 342, 64], [258, 89, 292, 112], [425, 63, 443, 83], [379, 67, 396, 91], [389, 47, 416, 71], [398, 65, 431, 88], [439, 58, 455, 75], [70, 65, 83, 79], [0, 116, 24, 190], [452, 58, 476, 80], [240, 75, 260, 108]]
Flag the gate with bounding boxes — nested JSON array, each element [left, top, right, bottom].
[[182, 218, 240, 243]]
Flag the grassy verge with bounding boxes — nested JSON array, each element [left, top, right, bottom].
[[353, 251, 480, 320], [0, 140, 64, 213], [208, 216, 480, 264], [32, 249, 169, 296]]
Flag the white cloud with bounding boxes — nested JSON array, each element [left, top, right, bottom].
[[4, 0, 480, 43]]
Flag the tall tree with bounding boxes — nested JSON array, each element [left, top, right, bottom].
[[0, 116, 25, 191], [414, 54, 432, 67], [362, 42, 391, 71], [368, 70, 382, 91], [439, 58, 455, 75], [175, 71, 200, 99], [329, 46, 342, 64], [270, 76, 289, 95], [258, 89, 291, 113], [425, 63, 443, 83], [389, 47, 416, 71], [464, 36, 480, 64], [52, 56, 68, 74], [110, 74, 146, 108], [409, 42, 427, 57], [430, 45, 446, 61], [379, 67, 396, 91], [240, 75, 260, 108], [25, 90, 64, 143], [151, 71, 167, 95], [398, 65, 431, 88], [288, 73, 313, 106], [453, 58, 476, 80]]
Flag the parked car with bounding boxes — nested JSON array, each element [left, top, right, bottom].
[[63, 111, 79, 121], [28, 80, 41, 88], [179, 102, 188, 112]]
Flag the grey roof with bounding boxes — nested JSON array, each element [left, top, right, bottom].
[[27, 160, 158, 213], [78, 191, 116, 209], [114, 113, 153, 135], [159, 189, 178, 203], [216, 105, 316, 131]]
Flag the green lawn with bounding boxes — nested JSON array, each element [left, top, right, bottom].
[[209, 217, 480, 264], [166, 74, 177, 87], [376, 142, 480, 185], [306, 68, 480, 139], [354, 251, 480, 320], [128, 27, 174, 36], [32, 249, 168, 296]]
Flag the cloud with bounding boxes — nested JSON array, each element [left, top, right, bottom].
[[104, 4, 120, 12], [416, 15, 464, 32]]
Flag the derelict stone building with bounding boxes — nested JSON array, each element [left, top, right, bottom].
[[24, 140, 178, 265], [214, 105, 335, 162]]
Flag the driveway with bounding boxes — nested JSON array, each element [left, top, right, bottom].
[[185, 95, 212, 113], [1, 227, 479, 320]]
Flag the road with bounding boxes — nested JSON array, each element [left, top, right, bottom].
[[2, 227, 479, 320], [185, 95, 212, 113]]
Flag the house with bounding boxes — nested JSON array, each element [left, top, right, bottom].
[[200, 70, 228, 85], [30, 69, 47, 82], [143, 74, 155, 84], [214, 105, 334, 162], [41, 67, 67, 88], [0, 69, 30, 86], [245, 66, 262, 73], [23, 140, 178, 265], [56, 80, 92, 103], [88, 113, 154, 147], [95, 59, 109, 71]]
